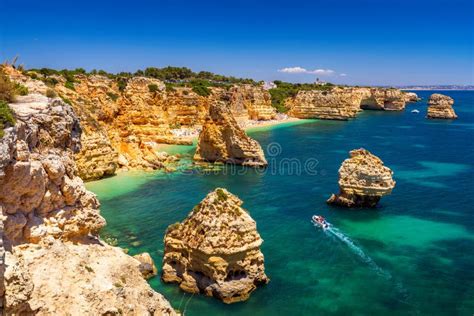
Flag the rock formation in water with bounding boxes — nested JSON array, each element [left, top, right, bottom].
[[0, 94, 175, 315], [286, 87, 409, 120], [162, 188, 269, 303], [134, 252, 158, 279], [4, 66, 276, 180], [327, 148, 396, 208], [359, 88, 407, 111], [427, 93, 457, 119], [194, 102, 267, 167], [403, 92, 420, 103], [286, 87, 363, 120]]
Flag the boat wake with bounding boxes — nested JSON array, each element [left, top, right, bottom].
[[326, 226, 392, 279], [313, 222, 411, 303]]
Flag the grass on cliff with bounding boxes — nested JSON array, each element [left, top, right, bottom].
[[216, 188, 228, 202], [26, 66, 259, 90], [0, 68, 28, 102], [269, 80, 335, 113], [0, 100, 15, 138]]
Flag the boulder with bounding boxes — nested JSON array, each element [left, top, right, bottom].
[[327, 149, 396, 208], [162, 188, 269, 303], [133, 252, 158, 279], [427, 93, 457, 119]]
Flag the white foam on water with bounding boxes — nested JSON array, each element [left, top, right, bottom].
[[313, 222, 413, 305]]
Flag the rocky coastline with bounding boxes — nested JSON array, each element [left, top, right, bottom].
[[0, 94, 175, 314], [3, 66, 418, 181]]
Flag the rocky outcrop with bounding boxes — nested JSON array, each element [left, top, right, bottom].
[[327, 149, 396, 208], [1, 94, 104, 244], [162, 188, 269, 303], [227, 85, 276, 121], [194, 102, 267, 167], [75, 130, 118, 181], [403, 92, 420, 103], [427, 93, 457, 119], [1, 66, 48, 95], [0, 215, 4, 311], [286, 87, 363, 120], [0, 94, 175, 315], [134, 252, 158, 279], [4, 66, 277, 179], [359, 88, 407, 111], [286, 87, 409, 120], [3, 241, 175, 315]]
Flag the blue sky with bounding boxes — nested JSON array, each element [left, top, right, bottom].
[[1, 0, 473, 85]]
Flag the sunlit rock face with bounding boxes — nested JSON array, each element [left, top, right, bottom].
[[1, 94, 104, 245], [427, 93, 457, 119], [286, 87, 364, 120], [194, 101, 267, 167], [227, 85, 276, 121], [359, 88, 407, 111], [286, 87, 409, 120], [0, 95, 175, 315], [403, 92, 420, 103], [327, 148, 396, 208], [162, 188, 269, 303]]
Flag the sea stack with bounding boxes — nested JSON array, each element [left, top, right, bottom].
[[162, 188, 269, 303], [194, 102, 267, 167], [427, 94, 457, 119], [327, 149, 396, 208], [403, 92, 420, 103]]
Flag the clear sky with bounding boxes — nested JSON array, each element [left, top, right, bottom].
[[1, 0, 473, 85]]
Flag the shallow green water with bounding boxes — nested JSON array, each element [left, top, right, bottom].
[[87, 91, 474, 315]]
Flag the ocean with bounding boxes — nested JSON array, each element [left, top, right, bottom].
[[87, 91, 474, 315]]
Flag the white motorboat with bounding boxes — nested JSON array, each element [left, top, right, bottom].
[[312, 215, 330, 229]]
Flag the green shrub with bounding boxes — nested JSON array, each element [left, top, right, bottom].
[[166, 222, 181, 234], [116, 77, 128, 92], [46, 89, 57, 98], [191, 84, 211, 97], [65, 81, 75, 91], [148, 83, 159, 93], [216, 189, 228, 202], [269, 81, 335, 113], [14, 83, 29, 96], [0, 100, 15, 138], [60, 96, 72, 105], [165, 83, 176, 92], [43, 77, 59, 87], [107, 92, 119, 102], [0, 70, 16, 102]]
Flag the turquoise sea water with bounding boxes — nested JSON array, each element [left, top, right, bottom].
[[87, 91, 474, 316]]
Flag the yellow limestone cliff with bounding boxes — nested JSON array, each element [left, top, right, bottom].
[[162, 188, 269, 303], [427, 93, 457, 119], [286, 87, 412, 120], [327, 148, 396, 208], [4, 66, 276, 179], [194, 102, 268, 167], [0, 94, 175, 315]]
